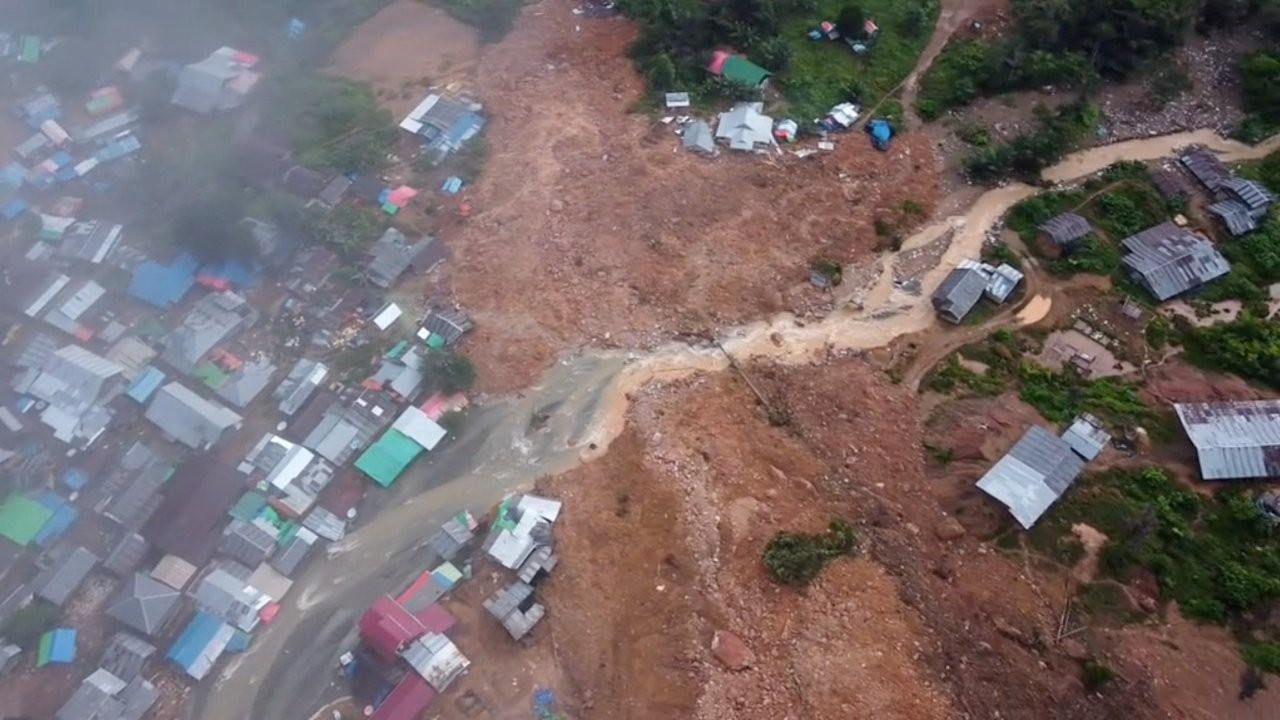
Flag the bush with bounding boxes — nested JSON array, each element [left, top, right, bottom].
[[1144, 314, 1171, 349], [964, 102, 1097, 183], [262, 76, 398, 174], [1243, 642, 1280, 673], [1017, 363, 1153, 426], [1240, 52, 1280, 134], [1047, 236, 1120, 277], [3, 603, 60, 650], [1182, 312, 1280, 389], [426, 351, 477, 394], [428, 0, 525, 42], [1082, 659, 1115, 691], [810, 257, 844, 286], [762, 519, 858, 586]]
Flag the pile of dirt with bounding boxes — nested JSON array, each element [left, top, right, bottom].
[[431, 4, 942, 393], [540, 359, 1168, 719]]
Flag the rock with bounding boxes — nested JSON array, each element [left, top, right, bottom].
[[935, 517, 966, 542], [712, 630, 754, 670], [931, 558, 956, 581], [993, 617, 1029, 646], [768, 465, 787, 483], [550, 199, 565, 213], [1060, 639, 1090, 661], [1138, 594, 1158, 613]]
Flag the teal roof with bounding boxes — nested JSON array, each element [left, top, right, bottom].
[[0, 494, 54, 547], [126, 366, 166, 403], [354, 429, 423, 487], [721, 56, 770, 87]]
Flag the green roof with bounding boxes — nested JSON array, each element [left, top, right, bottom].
[[18, 36, 41, 64], [354, 429, 424, 487], [229, 491, 267, 522], [0, 494, 54, 547], [721, 56, 770, 87], [36, 631, 51, 666], [193, 362, 228, 389]]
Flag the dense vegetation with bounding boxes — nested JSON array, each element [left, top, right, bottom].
[[962, 101, 1098, 182], [762, 518, 858, 586], [427, 0, 524, 42], [620, 0, 936, 119], [1030, 467, 1280, 670], [927, 331, 1159, 429], [1181, 312, 1280, 389], [1239, 52, 1280, 142], [261, 76, 398, 174]]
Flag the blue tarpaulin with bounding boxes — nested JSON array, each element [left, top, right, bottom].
[[867, 119, 893, 150], [288, 18, 306, 38], [225, 629, 251, 653], [125, 366, 166, 403], [50, 151, 71, 168], [1, 198, 27, 220], [60, 468, 89, 491], [128, 253, 198, 308], [33, 490, 65, 512], [34, 503, 78, 547], [55, 166, 77, 183], [441, 176, 463, 195], [167, 611, 226, 672], [46, 628, 76, 663]]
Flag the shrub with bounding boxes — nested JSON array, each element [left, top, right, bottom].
[[3, 603, 60, 650], [1144, 314, 1171, 349], [426, 351, 477, 394], [1082, 659, 1115, 691], [1243, 642, 1280, 673], [762, 519, 858, 586]]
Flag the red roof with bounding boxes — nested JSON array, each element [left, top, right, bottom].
[[412, 603, 457, 635], [372, 675, 437, 720], [358, 596, 426, 661], [707, 50, 729, 75]]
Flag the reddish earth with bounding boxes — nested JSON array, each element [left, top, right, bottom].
[[419, 3, 941, 393], [537, 359, 1204, 719]]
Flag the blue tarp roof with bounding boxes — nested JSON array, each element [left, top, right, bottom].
[[167, 611, 224, 670], [446, 113, 485, 146], [34, 503, 78, 547], [441, 176, 463, 195], [869, 119, 892, 142], [47, 628, 77, 663], [50, 151, 71, 168], [128, 253, 198, 308], [198, 258, 261, 288], [55, 166, 77, 182], [33, 490, 66, 512], [226, 629, 251, 653], [126, 366, 166, 403], [1, 198, 27, 220], [60, 468, 89, 491]]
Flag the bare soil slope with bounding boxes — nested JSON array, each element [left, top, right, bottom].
[[541, 359, 1169, 719], [436, 5, 941, 392]]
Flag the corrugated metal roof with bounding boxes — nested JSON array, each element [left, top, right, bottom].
[[218, 519, 276, 566], [166, 611, 233, 679], [144, 382, 241, 450], [392, 407, 447, 451], [1121, 223, 1230, 301], [100, 632, 155, 682], [104, 532, 149, 576], [1179, 147, 1228, 189], [985, 263, 1023, 303], [931, 266, 987, 323], [1175, 401, 1280, 480], [1061, 414, 1110, 461], [1037, 213, 1091, 245], [32, 546, 98, 606], [107, 572, 178, 637], [976, 426, 1086, 529], [1208, 200, 1258, 236], [273, 359, 327, 416], [400, 632, 469, 691], [1220, 177, 1274, 213]]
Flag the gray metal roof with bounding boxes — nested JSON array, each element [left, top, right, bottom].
[[273, 359, 328, 416], [715, 102, 774, 151], [1208, 200, 1259, 236], [32, 546, 99, 606], [302, 398, 390, 465], [60, 221, 123, 264], [218, 519, 276, 566], [367, 228, 431, 288], [103, 533, 149, 577], [984, 263, 1023, 303], [1220, 177, 1274, 214], [422, 309, 473, 345], [26, 344, 122, 413], [192, 568, 259, 628], [931, 266, 987, 323], [216, 358, 277, 408], [682, 120, 716, 154], [1179, 147, 1228, 189], [483, 580, 534, 621], [1175, 401, 1280, 480], [56, 669, 158, 720], [100, 632, 155, 682], [1061, 414, 1110, 461], [976, 426, 1086, 529], [101, 460, 169, 529], [160, 291, 254, 373], [144, 382, 242, 450], [1037, 212, 1091, 245], [318, 175, 352, 206], [270, 535, 313, 577], [107, 572, 179, 637], [1121, 223, 1230, 301], [0, 643, 19, 673]]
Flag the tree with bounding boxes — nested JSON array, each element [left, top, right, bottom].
[[426, 351, 476, 394], [3, 603, 60, 650], [647, 53, 678, 91], [837, 4, 866, 38], [1241, 52, 1280, 126]]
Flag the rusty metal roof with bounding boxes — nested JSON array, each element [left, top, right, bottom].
[[1175, 401, 1280, 480]]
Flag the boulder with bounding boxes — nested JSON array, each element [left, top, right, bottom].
[[935, 517, 966, 541], [712, 630, 755, 670]]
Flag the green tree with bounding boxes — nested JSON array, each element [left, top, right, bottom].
[[837, 4, 866, 38], [3, 603, 60, 650], [647, 53, 678, 91], [427, 351, 477, 394], [762, 519, 858, 586], [1241, 52, 1280, 129]]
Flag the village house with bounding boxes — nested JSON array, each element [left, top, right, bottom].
[[707, 51, 771, 88], [143, 382, 242, 451], [13, 344, 123, 446], [1035, 212, 1091, 257], [1178, 146, 1229, 190], [715, 102, 775, 152], [367, 228, 436, 289], [399, 93, 485, 161], [106, 572, 180, 638], [1208, 177, 1275, 236], [1120, 222, 1230, 301], [171, 47, 261, 114], [159, 290, 258, 375], [1174, 400, 1280, 480], [930, 263, 989, 323], [976, 426, 1088, 529], [54, 667, 158, 720]]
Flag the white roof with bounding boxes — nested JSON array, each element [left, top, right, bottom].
[[400, 93, 441, 134], [25, 274, 71, 317], [400, 632, 470, 691], [58, 280, 106, 321], [517, 494, 563, 523], [715, 102, 775, 151], [391, 406, 447, 451], [265, 440, 316, 490], [372, 303, 402, 331], [977, 455, 1064, 529], [1175, 401, 1280, 479]]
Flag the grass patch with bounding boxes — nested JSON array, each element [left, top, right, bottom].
[[1046, 235, 1121, 277], [1029, 466, 1280, 672], [762, 518, 858, 586], [982, 240, 1022, 270], [426, 0, 525, 42], [1006, 190, 1087, 247], [779, 0, 939, 121], [1016, 363, 1154, 427]]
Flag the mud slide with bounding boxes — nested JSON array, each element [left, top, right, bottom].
[[577, 129, 1278, 456]]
